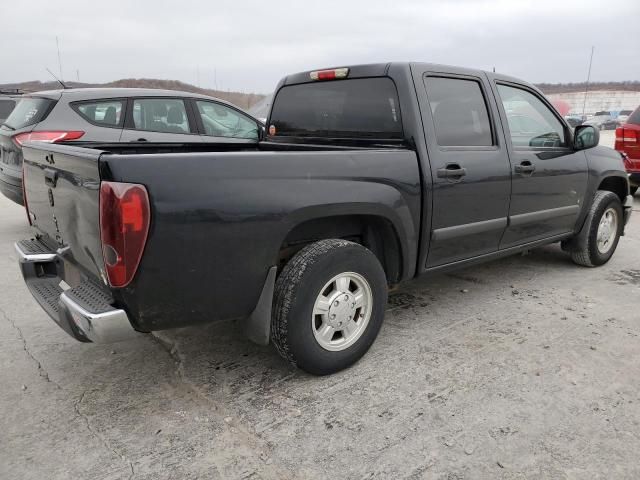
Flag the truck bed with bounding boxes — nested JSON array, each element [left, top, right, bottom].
[[19, 141, 421, 338]]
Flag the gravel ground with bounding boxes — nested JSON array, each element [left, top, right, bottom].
[[1, 135, 639, 479]]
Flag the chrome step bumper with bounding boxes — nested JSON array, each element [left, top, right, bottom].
[[15, 239, 141, 343]]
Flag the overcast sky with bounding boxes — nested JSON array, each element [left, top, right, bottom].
[[3, 0, 639, 93]]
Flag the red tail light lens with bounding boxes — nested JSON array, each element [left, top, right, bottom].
[[21, 163, 31, 225], [616, 127, 638, 150], [100, 181, 151, 288], [12, 130, 85, 147]]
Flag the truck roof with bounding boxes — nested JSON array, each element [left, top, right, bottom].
[[280, 62, 534, 91]]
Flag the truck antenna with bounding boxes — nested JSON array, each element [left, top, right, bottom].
[[581, 46, 595, 117], [45, 68, 68, 89]]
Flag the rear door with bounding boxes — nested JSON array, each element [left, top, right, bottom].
[[120, 97, 203, 143], [491, 80, 588, 248], [65, 98, 126, 142], [415, 68, 512, 267]]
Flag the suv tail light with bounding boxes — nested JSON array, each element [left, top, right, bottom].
[[99, 181, 151, 288], [616, 127, 638, 150], [12, 130, 85, 147]]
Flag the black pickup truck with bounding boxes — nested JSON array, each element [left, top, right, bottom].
[[15, 63, 633, 375]]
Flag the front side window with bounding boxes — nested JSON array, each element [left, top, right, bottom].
[[497, 84, 566, 148], [132, 98, 191, 134], [424, 76, 493, 147], [75, 100, 124, 126], [195, 101, 259, 139]]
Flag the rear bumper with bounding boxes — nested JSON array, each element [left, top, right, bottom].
[[15, 238, 141, 343], [0, 173, 24, 205]]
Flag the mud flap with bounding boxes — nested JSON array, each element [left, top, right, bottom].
[[243, 266, 277, 345]]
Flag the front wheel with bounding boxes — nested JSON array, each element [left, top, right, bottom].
[[571, 191, 623, 267], [631, 186, 638, 196], [271, 239, 387, 375]]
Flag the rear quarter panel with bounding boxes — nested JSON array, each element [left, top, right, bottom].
[[101, 149, 421, 331]]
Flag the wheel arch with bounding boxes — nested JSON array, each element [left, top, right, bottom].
[[598, 175, 629, 202], [277, 206, 413, 284]]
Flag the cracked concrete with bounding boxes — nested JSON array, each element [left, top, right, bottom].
[[74, 388, 136, 480], [2, 139, 640, 478]]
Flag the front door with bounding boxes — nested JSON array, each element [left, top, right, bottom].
[[420, 72, 512, 267], [491, 81, 588, 248]]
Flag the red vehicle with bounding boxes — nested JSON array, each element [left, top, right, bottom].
[[615, 107, 640, 195]]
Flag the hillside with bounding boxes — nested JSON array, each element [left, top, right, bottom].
[[0, 78, 266, 110]]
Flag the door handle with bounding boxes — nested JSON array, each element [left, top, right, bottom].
[[437, 164, 467, 179], [515, 161, 535, 174], [44, 168, 58, 188], [133, 138, 148, 142]]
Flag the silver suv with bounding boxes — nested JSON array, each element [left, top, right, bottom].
[[0, 88, 262, 205]]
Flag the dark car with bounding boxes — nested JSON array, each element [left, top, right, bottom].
[[585, 111, 619, 130], [15, 63, 632, 375], [0, 88, 262, 205], [617, 109, 633, 124], [564, 115, 583, 128], [0, 91, 21, 123]]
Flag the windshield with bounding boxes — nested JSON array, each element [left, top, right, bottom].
[[627, 108, 640, 125], [269, 77, 403, 140], [2, 97, 54, 130]]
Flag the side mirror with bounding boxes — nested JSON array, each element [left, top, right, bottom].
[[574, 124, 599, 150]]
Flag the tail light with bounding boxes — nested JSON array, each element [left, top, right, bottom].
[[12, 130, 85, 147], [21, 163, 31, 225], [309, 68, 349, 81], [615, 127, 638, 150], [99, 181, 151, 288]]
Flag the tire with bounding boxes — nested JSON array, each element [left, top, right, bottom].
[[271, 239, 387, 375], [570, 191, 624, 267], [631, 186, 638, 196]]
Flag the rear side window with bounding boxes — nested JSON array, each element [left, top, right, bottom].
[[132, 98, 191, 134], [0, 99, 16, 121], [2, 97, 54, 129], [424, 76, 493, 147], [269, 77, 403, 139], [74, 100, 124, 127], [627, 108, 640, 125]]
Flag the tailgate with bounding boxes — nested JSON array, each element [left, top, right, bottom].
[[22, 142, 106, 283]]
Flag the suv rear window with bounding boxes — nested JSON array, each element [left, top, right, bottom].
[[269, 77, 403, 140], [627, 108, 640, 125], [0, 99, 17, 121], [2, 97, 54, 129]]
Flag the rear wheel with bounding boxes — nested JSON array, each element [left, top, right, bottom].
[[631, 186, 638, 196], [570, 191, 623, 267], [271, 239, 387, 375]]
